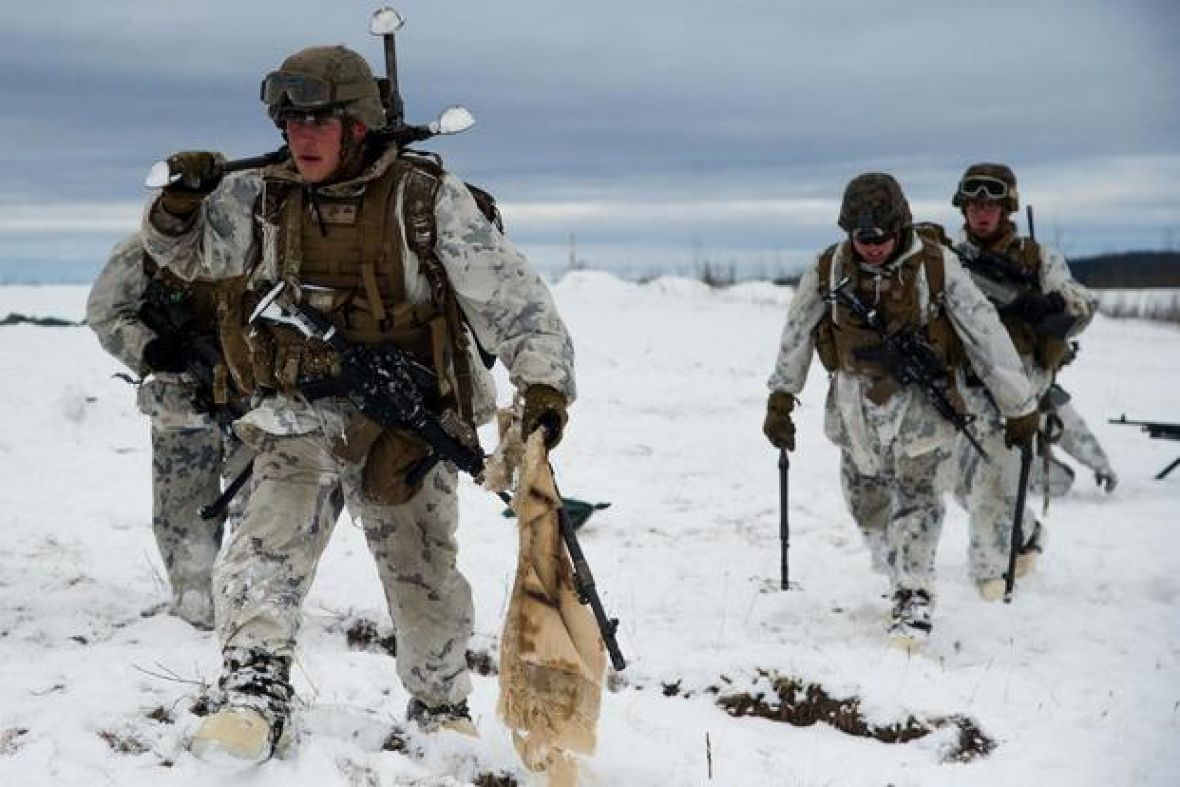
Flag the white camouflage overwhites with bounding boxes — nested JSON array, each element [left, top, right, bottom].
[[948, 232, 1096, 583], [768, 234, 1036, 603], [140, 142, 574, 713], [87, 233, 249, 628]]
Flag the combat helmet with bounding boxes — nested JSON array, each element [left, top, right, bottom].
[[952, 162, 1019, 213], [837, 172, 912, 236], [260, 45, 386, 130]]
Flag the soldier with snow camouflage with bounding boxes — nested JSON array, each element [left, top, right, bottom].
[[86, 232, 250, 629], [1032, 389, 1119, 498], [762, 173, 1038, 649], [139, 45, 575, 763], [945, 163, 1097, 600]]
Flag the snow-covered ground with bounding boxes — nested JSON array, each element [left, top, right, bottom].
[[1, 275, 1177, 786]]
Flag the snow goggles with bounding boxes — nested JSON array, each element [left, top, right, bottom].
[[259, 72, 369, 108], [957, 175, 1010, 201], [853, 227, 895, 245]]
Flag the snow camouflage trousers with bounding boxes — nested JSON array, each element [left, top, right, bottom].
[[951, 405, 1040, 582], [839, 447, 947, 595], [213, 428, 474, 708], [151, 422, 249, 627]]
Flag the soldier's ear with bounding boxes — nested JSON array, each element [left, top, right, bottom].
[[350, 121, 368, 141]]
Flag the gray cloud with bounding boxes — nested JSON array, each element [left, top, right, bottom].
[[2, 0, 1177, 281]]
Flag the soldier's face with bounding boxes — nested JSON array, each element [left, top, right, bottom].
[[852, 235, 897, 265], [285, 116, 346, 183], [965, 200, 1005, 239]]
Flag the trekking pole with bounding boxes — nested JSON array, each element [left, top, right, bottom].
[[1003, 444, 1033, 603], [779, 449, 791, 590]]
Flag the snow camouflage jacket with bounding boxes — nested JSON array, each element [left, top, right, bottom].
[[768, 234, 1037, 476], [140, 144, 575, 437], [86, 232, 217, 431], [955, 226, 1096, 401]]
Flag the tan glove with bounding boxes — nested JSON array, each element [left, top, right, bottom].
[[522, 384, 568, 449], [1004, 411, 1040, 448], [159, 151, 226, 216], [762, 391, 796, 451]]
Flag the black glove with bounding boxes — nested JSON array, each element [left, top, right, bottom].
[[142, 336, 190, 374], [158, 151, 225, 216], [522, 384, 568, 449], [1005, 290, 1065, 325], [762, 391, 796, 451]]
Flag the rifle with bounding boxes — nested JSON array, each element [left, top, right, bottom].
[[949, 242, 1076, 341], [139, 278, 247, 435], [778, 449, 791, 591], [1004, 444, 1033, 602], [250, 281, 627, 669], [824, 277, 988, 458], [1108, 415, 1180, 479]]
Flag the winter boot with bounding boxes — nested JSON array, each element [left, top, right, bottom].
[[976, 578, 1006, 601], [886, 588, 933, 652], [190, 647, 294, 765], [406, 698, 478, 737], [171, 588, 215, 630], [1015, 521, 1045, 579]]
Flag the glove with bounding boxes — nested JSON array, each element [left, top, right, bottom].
[[1004, 411, 1040, 448], [522, 384, 568, 449], [158, 151, 225, 216], [142, 336, 190, 374], [1095, 469, 1118, 494], [1006, 290, 1065, 325], [762, 390, 796, 451]]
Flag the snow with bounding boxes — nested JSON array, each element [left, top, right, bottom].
[[1, 276, 1177, 786]]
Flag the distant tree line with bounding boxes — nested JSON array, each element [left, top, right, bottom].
[[1068, 251, 1180, 289]]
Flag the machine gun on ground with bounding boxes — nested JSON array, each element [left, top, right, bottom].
[[824, 277, 988, 458], [1108, 415, 1180, 479]]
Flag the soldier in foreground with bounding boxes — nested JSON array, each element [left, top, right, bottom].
[[946, 164, 1096, 599], [140, 45, 574, 762], [762, 173, 1038, 649], [86, 233, 249, 629]]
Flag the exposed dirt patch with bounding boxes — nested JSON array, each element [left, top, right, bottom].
[[0, 728, 29, 755], [97, 729, 150, 755], [713, 670, 995, 762]]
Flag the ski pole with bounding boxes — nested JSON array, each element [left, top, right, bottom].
[[1004, 444, 1033, 603], [779, 448, 791, 590]]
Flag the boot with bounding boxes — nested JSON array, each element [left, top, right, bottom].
[[1015, 521, 1045, 579], [406, 698, 478, 737], [976, 578, 1006, 601], [886, 588, 933, 652], [190, 647, 294, 764]]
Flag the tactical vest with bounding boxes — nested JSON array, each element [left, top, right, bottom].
[[982, 234, 1069, 371], [243, 152, 480, 427], [812, 231, 965, 407]]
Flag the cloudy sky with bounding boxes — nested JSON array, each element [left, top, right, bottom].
[[2, 0, 1178, 282]]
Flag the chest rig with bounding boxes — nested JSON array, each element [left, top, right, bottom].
[[813, 233, 965, 406], [244, 153, 477, 427]]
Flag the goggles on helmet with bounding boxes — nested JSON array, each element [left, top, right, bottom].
[[259, 71, 370, 109], [957, 175, 1009, 201], [853, 227, 895, 246]]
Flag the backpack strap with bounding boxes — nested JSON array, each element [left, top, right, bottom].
[[400, 156, 477, 428]]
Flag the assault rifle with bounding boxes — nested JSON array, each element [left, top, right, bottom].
[[139, 279, 254, 519], [950, 241, 1076, 340], [1108, 415, 1180, 479], [139, 279, 247, 433], [250, 281, 627, 669], [824, 277, 988, 458]]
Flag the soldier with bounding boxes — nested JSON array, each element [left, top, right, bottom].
[[86, 232, 250, 630], [762, 173, 1038, 650], [947, 163, 1097, 599], [139, 45, 574, 762]]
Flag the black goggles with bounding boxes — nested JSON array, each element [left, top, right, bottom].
[[958, 175, 1009, 201], [853, 227, 895, 246], [259, 72, 369, 108]]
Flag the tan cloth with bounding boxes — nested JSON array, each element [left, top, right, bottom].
[[487, 413, 605, 787]]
